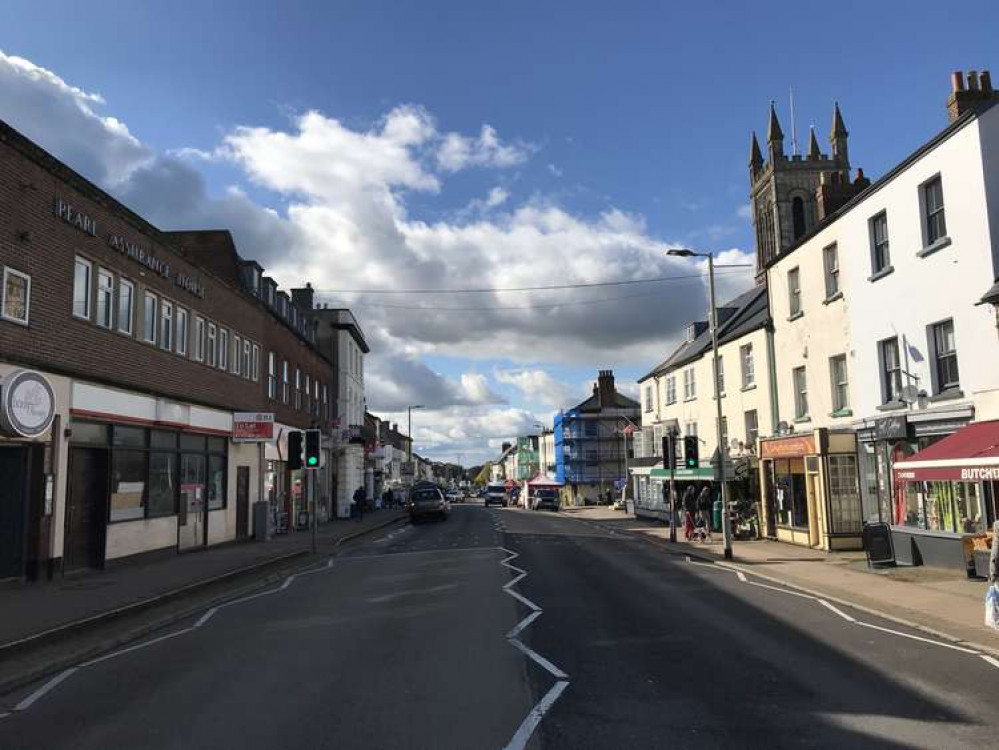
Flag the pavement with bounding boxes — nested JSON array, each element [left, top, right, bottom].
[[3, 503, 999, 748], [0, 509, 405, 652], [561, 506, 999, 653]]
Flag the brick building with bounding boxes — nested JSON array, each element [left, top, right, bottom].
[[0, 117, 335, 580]]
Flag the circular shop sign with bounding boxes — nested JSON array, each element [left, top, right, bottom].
[[1, 370, 56, 438]]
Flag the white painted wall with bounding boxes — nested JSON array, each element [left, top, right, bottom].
[[838, 112, 999, 421], [105, 516, 177, 560]]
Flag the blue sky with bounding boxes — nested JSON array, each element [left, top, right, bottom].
[[3, 0, 998, 463]]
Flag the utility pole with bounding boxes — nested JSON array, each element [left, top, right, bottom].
[[669, 428, 678, 543]]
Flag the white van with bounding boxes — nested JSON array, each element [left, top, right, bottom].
[[484, 482, 508, 507]]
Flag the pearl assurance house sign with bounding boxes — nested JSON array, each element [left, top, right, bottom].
[[0, 369, 56, 438]]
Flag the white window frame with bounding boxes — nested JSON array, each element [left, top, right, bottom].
[[740, 343, 755, 388], [666, 375, 676, 405], [73, 256, 92, 320], [788, 267, 802, 317], [242, 340, 251, 379], [295, 367, 302, 410], [160, 299, 173, 351], [96, 268, 114, 329], [218, 328, 229, 371], [1, 267, 31, 325], [823, 243, 839, 299], [176, 307, 189, 356], [322, 384, 328, 419], [117, 278, 134, 335], [194, 316, 205, 362], [644, 385, 653, 413], [683, 367, 696, 400], [251, 344, 260, 382], [282, 360, 290, 404], [829, 354, 849, 412], [314, 379, 320, 417], [143, 291, 158, 344], [233, 335, 242, 375], [207, 323, 217, 367], [267, 352, 277, 400], [793, 366, 808, 419]]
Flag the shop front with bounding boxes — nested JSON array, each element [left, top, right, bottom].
[[759, 429, 863, 551], [891, 419, 999, 573]]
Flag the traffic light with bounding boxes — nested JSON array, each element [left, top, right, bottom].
[[683, 435, 699, 469], [287, 430, 303, 470], [305, 429, 321, 469], [662, 434, 676, 471]]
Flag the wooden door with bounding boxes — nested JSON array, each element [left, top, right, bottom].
[[235, 466, 250, 540], [65, 448, 108, 572]]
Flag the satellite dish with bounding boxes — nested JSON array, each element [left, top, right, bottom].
[[777, 420, 789, 435], [900, 385, 919, 404]]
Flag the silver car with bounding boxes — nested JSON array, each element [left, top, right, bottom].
[[408, 483, 450, 522]]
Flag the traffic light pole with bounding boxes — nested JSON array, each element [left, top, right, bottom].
[[669, 430, 677, 543], [707, 254, 734, 560], [309, 468, 317, 555]]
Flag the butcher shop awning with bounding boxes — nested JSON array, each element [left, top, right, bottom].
[[893, 420, 999, 482]]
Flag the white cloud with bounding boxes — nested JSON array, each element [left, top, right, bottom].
[[736, 203, 753, 219], [495, 368, 573, 409], [437, 124, 533, 172], [547, 163, 563, 177], [0, 50, 757, 463]]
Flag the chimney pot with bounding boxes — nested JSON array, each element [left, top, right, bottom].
[[968, 70, 980, 91], [952, 71, 966, 93], [982, 70, 993, 93]]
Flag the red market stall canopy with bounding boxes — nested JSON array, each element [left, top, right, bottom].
[[894, 420, 999, 482], [527, 475, 564, 486]]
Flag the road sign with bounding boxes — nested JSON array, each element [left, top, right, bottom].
[[232, 412, 274, 442], [401, 461, 415, 477]]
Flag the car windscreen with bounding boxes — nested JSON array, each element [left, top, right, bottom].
[[412, 488, 442, 502]]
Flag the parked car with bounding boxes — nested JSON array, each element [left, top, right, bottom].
[[484, 482, 508, 507], [408, 482, 450, 522], [532, 488, 560, 512], [446, 489, 462, 504]]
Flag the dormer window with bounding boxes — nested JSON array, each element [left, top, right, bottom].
[[686, 324, 696, 343]]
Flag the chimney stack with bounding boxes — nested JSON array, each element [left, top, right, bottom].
[[597, 370, 616, 408], [947, 69, 999, 122], [291, 282, 315, 312]]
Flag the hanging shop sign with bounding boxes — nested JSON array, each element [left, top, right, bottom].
[[760, 434, 816, 459], [874, 415, 909, 442], [0, 369, 56, 438], [232, 412, 275, 442]]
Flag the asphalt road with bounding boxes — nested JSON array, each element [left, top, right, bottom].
[[3, 504, 999, 749]]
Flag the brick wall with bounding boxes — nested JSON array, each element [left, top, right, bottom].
[[0, 120, 332, 431]]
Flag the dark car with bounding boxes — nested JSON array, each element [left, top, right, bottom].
[[532, 488, 561, 512], [408, 482, 450, 522]]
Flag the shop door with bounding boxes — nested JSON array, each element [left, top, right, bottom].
[[0, 447, 28, 579], [65, 448, 108, 572], [235, 466, 250, 540], [178, 454, 207, 551]]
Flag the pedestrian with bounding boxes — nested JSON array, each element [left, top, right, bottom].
[[384, 487, 395, 509], [682, 485, 697, 541], [353, 486, 366, 521], [696, 483, 714, 542]]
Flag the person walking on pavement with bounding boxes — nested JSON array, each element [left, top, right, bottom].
[[353, 486, 366, 521], [696, 483, 714, 542], [682, 485, 697, 541], [383, 487, 395, 510]]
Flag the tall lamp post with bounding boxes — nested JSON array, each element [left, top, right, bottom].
[[667, 248, 733, 560]]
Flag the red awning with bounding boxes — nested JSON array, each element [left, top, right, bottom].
[[527, 474, 563, 486], [893, 420, 999, 482]]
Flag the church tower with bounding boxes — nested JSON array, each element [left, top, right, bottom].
[[749, 102, 852, 274]]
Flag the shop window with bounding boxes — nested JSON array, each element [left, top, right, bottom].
[[180, 433, 207, 452], [774, 458, 808, 529], [69, 421, 109, 445], [143, 292, 158, 344], [207, 436, 226, 453], [207, 454, 226, 510], [113, 425, 146, 448], [118, 279, 134, 335], [827, 455, 862, 533], [96, 269, 114, 329], [1, 267, 30, 325], [73, 256, 92, 320], [110, 450, 147, 522], [930, 319, 960, 393], [151, 430, 178, 450], [148, 452, 178, 517]]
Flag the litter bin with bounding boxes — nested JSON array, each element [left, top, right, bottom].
[[713, 498, 723, 532]]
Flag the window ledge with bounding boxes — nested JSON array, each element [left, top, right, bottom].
[[876, 401, 908, 412], [0, 314, 29, 327], [929, 388, 964, 403], [741, 383, 757, 392], [829, 408, 853, 418], [683, 397, 697, 403], [868, 265, 895, 283], [917, 235, 952, 259], [786, 311, 804, 322], [822, 291, 843, 306], [794, 416, 812, 424]]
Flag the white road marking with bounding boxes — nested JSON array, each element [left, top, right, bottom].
[[736, 570, 748, 582], [81, 627, 194, 667], [341, 547, 501, 561], [508, 638, 569, 680], [0, 711, 10, 720], [14, 668, 78, 711], [505, 588, 543, 612], [818, 599, 856, 623], [856, 622, 981, 654], [507, 611, 542, 639], [502, 680, 569, 750], [194, 607, 218, 628], [980, 654, 999, 670], [746, 580, 817, 600]]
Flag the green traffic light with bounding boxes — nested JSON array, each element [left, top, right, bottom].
[[307, 457, 318, 466]]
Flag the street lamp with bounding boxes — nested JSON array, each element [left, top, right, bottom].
[[667, 247, 733, 560], [406, 404, 423, 464]]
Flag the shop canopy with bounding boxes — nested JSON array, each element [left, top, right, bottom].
[[894, 420, 999, 482], [527, 474, 564, 486]]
